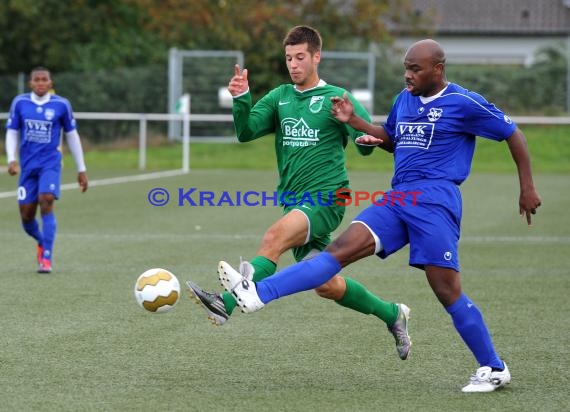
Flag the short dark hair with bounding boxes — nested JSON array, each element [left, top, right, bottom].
[[283, 25, 322, 55], [30, 66, 51, 77]]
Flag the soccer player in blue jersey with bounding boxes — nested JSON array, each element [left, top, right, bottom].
[[5, 66, 88, 273], [218, 39, 542, 392]]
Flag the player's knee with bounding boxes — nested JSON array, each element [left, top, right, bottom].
[[325, 238, 358, 266], [39, 194, 55, 206], [19, 205, 36, 222], [260, 228, 280, 247], [324, 239, 346, 259], [39, 202, 55, 215], [315, 276, 345, 300], [314, 283, 333, 299], [426, 268, 462, 306], [20, 214, 35, 223]]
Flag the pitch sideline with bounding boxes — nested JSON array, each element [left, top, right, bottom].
[[0, 169, 187, 199]]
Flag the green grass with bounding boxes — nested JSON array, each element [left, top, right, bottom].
[[0, 169, 568, 411], [73, 124, 570, 173]]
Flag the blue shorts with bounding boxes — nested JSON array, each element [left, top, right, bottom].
[[18, 166, 61, 204], [353, 180, 462, 272]]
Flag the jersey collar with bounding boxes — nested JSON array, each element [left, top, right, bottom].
[[31, 92, 52, 105], [419, 84, 449, 105], [294, 79, 327, 93]]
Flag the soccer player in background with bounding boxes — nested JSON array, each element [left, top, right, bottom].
[[5, 66, 88, 273], [186, 25, 412, 360], [218, 39, 542, 392]]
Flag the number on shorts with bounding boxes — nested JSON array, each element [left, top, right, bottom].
[[17, 186, 27, 201]]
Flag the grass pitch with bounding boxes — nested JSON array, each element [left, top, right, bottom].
[[0, 169, 568, 411]]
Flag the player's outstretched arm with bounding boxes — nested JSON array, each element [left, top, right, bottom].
[[331, 93, 393, 152], [506, 128, 541, 225]]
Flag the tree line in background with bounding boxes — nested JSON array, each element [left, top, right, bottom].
[[0, 0, 567, 140], [0, 0, 422, 93]]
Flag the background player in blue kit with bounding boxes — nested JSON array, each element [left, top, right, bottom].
[[218, 39, 542, 392], [5, 66, 88, 273]]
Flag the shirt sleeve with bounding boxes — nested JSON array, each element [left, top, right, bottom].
[[65, 130, 87, 172], [61, 97, 78, 133], [6, 97, 22, 131], [347, 93, 374, 156], [232, 89, 277, 142], [5, 129, 18, 163], [462, 91, 516, 141]]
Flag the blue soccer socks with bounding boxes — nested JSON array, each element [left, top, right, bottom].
[[41, 212, 57, 260], [256, 252, 341, 303], [446, 293, 503, 369], [22, 219, 43, 245]]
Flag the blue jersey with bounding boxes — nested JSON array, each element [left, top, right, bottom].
[[384, 83, 516, 187], [6, 93, 77, 170]]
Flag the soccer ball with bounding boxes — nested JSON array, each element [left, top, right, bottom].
[[134, 268, 180, 313]]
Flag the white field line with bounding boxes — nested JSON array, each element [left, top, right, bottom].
[[460, 235, 570, 244], [1, 172, 566, 245], [0, 169, 187, 199], [11, 232, 567, 244]]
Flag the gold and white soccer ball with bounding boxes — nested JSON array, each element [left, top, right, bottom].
[[134, 268, 180, 313]]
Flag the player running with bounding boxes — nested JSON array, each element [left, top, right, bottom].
[[5, 66, 88, 273], [186, 25, 411, 360]]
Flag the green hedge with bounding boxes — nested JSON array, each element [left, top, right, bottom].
[[2, 44, 566, 143]]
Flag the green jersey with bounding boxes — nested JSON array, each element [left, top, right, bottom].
[[232, 80, 374, 200]]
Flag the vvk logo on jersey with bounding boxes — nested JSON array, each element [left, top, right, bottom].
[[427, 107, 443, 122], [396, 122, 434, 150], [44, 108, 55, 121], [24, 119, 53, 143], [309, 96, 324, 113]]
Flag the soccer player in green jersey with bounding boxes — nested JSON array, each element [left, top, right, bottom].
[[185, 25, 411, 359]]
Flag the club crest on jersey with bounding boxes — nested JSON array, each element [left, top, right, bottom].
[[44, 108, 55, 121], [427, 107, 443, 122], [309, 96, 325, 113]]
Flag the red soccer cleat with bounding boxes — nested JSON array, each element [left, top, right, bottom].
[[38, 258, 52, 274], [37, 245, 44, 265]]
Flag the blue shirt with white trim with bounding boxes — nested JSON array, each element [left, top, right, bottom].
[[6, 93, 77, 170], [384, 82, 516, 187]]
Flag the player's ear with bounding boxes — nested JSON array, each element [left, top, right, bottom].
[[313, 51, 321, 64], [434, 62, 444, 75]]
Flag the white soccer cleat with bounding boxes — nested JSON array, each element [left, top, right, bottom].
[[461, 363, 511, 393], [238, 257, 255, 280], [218, 261, 264, 313], [388, 303, 412, 360]]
